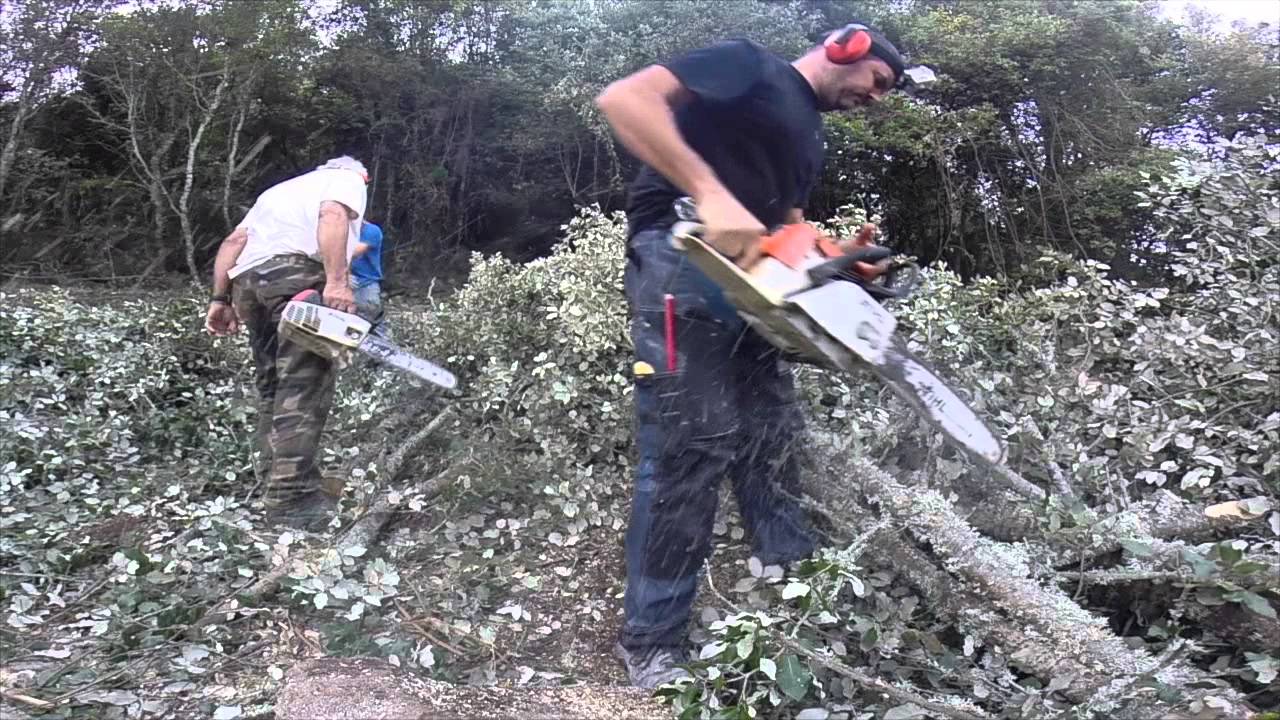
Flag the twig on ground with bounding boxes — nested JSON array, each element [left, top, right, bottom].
[[48, 653, 163, 704], [0, 689, 52, 709], [394, 599, 471, 657]]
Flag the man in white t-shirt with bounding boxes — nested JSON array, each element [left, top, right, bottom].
[[204, 156, 369, 531]]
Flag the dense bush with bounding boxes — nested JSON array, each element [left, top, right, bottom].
[[423, 207, 637, 537]]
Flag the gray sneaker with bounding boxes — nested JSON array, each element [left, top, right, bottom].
[[614, 642, 692, 689]]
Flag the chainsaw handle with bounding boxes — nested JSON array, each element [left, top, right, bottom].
[[806, 246, 892, 285], [808, 248, 920, 302], [869, 261, 921, 301]]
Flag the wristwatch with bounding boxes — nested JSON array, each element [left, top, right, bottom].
[[210, 293, 230, 305]]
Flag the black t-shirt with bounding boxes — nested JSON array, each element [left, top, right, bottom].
[[624, 39, 825, 238]]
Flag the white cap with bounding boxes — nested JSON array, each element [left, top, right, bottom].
[[317, 155, 368, 181]]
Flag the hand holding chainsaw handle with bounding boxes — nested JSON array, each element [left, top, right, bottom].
[[757, 225, 919, 301], [322, 280, 356, 315], [696, 189, 766, 269], [837, 223, 891, 279]]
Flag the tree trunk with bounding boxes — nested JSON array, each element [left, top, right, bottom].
[[147, 162, 169, 253], [222, 94, 250, 229], [178, 61, 231, 287], [0, 88, 33, 203]]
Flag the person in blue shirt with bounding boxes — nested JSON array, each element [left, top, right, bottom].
[[351, 221, 389, 338]]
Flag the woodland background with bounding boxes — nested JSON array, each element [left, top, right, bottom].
[[1, 0, 1274, 288]]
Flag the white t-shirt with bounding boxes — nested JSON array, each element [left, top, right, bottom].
[[228, 167, 367, 279]]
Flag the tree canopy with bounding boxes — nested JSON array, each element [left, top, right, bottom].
[[2, 0, 1275, 286]]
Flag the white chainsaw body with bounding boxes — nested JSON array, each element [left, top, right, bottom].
[[279, 300, 371, 363], [670, 220, 896, 369], [277, 299, 458, 390], [670, 219, 1007, 467]]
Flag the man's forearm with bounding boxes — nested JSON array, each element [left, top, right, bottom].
[[316, 208, 350, 284], [211, 228, 246, 297], [596, 79, 725, 201]]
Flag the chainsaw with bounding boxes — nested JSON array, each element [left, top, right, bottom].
[[278, 289, 458, 391], [669, 198, 1006, 470]]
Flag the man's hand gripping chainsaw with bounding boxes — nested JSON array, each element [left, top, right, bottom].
[[669, 197, 1006, 468], [278, 289, 458, 391]]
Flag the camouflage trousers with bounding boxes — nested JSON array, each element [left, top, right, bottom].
[[232, 255, 336, 507]]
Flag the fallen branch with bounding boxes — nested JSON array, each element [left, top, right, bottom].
[[1049, 492, 1273, 568], [1055, 568, 1195, 585], [777, 634, 991, 720], [802, 451, 1255, 718], [866, 470, 1251, 717], [379, 405, 456, 477], [986, 462, 1048, 503], [1080, 640, 1192, 720], [956, 492, 1046, 542], [193, 406, 456, 629], [1056, 546, 1279, 587], [703, 555, 992, 720], [810, 498, 1103, 699]]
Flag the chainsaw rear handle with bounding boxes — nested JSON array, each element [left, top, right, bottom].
[[807, 249, 921, 301], [292, 288, 324, 306], [806, 246, 892, 284], [293, 287, 389, 331]]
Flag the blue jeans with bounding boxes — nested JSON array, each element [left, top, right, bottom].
[[619, 228, 815, 651], [353, 282, 389, 339]]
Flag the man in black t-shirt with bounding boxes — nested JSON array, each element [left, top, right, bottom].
[[595, 24, 910, 688]]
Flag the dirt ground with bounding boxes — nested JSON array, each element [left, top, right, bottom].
[[386, 485, 763, 691]]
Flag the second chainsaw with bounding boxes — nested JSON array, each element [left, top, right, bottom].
[[278, 289, 457, 391]]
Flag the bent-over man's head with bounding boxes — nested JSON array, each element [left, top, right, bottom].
[[317, 155, 369, 183], [793, 23, 907, 112]]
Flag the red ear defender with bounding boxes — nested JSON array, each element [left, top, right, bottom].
[[824, 24, 873, 64]]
